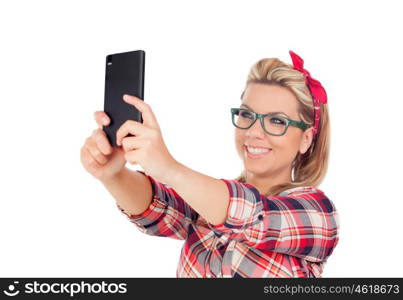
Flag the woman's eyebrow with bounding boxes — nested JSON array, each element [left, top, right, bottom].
[[240, 103, 290, 117]]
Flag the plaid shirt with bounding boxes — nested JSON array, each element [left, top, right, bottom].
[[116, 170, 339, 278]]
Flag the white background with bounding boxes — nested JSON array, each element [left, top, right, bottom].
[[1, 0, 402, 277]]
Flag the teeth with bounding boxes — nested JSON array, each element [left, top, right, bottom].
[[246, 146, 271, 154]]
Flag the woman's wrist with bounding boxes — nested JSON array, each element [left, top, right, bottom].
[[100, 167, 129, 186]]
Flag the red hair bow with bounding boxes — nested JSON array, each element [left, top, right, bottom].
[[289, 50, 327, 137]]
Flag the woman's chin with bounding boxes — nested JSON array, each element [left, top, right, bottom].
[[244, 164, 271, 176]]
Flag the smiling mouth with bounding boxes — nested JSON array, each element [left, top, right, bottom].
[[244, 145, 272, 158]]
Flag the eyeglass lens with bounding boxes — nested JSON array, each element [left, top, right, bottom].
[[233, 109, 287, 135]]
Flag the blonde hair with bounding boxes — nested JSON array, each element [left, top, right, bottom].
[[234, 57, 330, 197]]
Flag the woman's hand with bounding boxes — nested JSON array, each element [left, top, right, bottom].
[[116, 94, 179, 183], [80, 111, 127, 182]]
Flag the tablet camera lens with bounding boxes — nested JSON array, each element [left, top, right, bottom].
[[107, 55, 112, 66]]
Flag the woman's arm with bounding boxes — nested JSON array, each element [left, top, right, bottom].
[[112, 95, 230, 227], [166, 163, 339, 262], [102, 167, 198, 240], [101, 167, 153, 215], [166, 162, 230, 226]]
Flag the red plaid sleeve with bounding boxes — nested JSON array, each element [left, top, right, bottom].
[[209, 179, 339, 263], [116, 170, 199, 240]]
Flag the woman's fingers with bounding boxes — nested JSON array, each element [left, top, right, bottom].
[[116, 120, 150, 146], [92, 128, 113, 155], [81, 145, 102, 169], [94, 111, 110, 128], [121, 136, 148, 153], [87, 145, 108, 165], [85, 130, 109, 164], [122, 95, 160, 130]]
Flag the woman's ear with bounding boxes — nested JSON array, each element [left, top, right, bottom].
[[299, 127, 314, 155]]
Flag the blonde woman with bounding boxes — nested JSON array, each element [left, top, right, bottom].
[[80, 50, 339, 278]]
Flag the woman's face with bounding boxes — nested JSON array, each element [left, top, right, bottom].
[[235, 83, 314, 181]]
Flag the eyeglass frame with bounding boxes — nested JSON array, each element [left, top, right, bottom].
[[230, 107, 310, 136]]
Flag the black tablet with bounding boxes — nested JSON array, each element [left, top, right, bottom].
[[103, 50, 145, 147]]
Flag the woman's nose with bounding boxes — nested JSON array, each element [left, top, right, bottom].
[[246, 119, 265, 138]]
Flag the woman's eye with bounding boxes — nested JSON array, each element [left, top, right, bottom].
[[271, 117, 286, 125], [240, 111, 253, 119]]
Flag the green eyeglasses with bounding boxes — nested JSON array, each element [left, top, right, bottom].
[[231, 108, 310, 136]]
